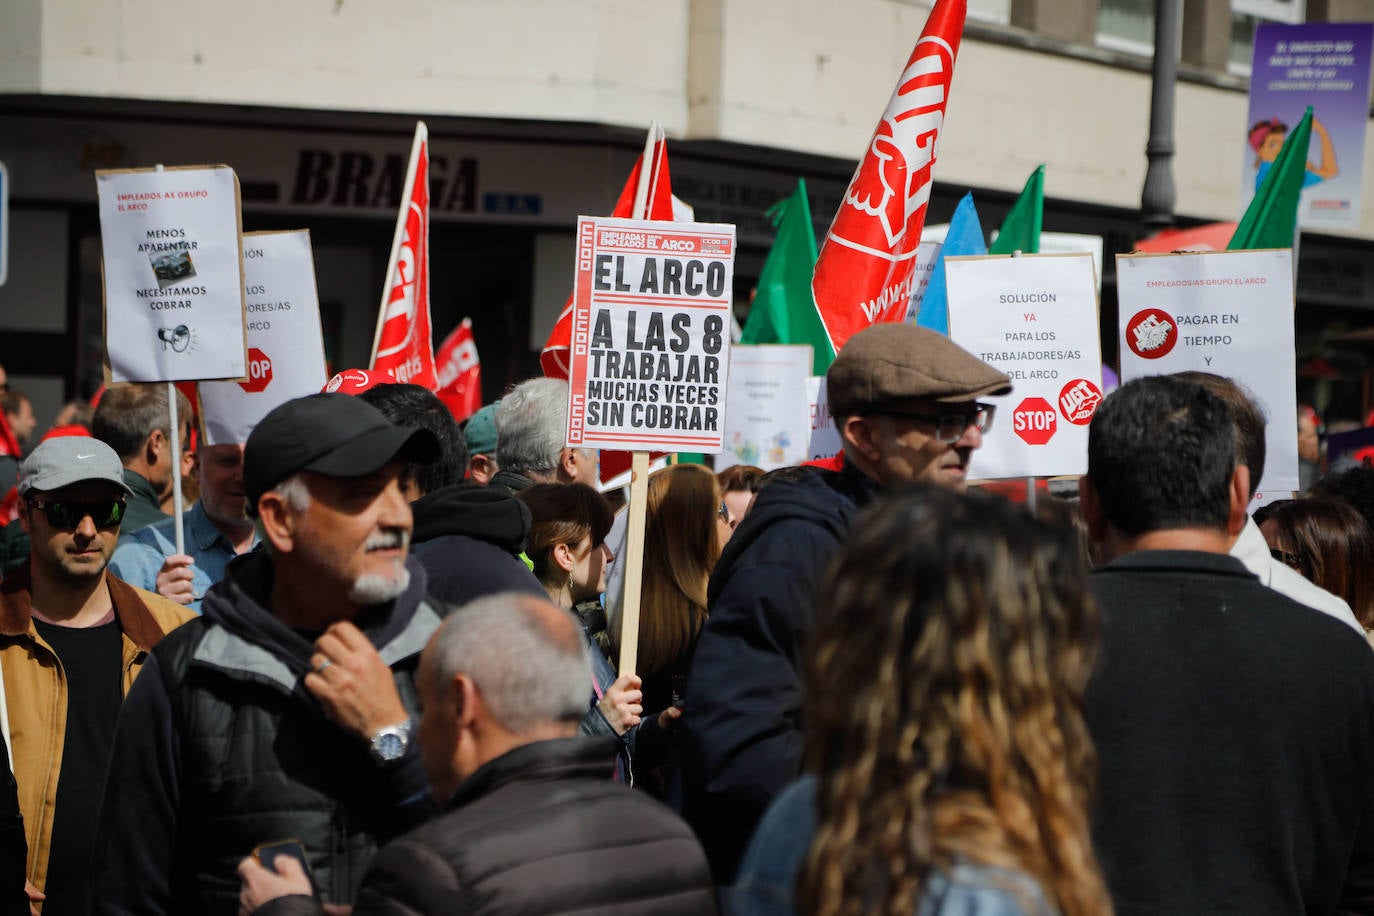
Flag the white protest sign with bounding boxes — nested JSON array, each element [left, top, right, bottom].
[[566, 216, 736, 453], [96, 165, 247, 383], [1117, 248, 1299, 496], [198, 230, 328, 445], [902, 240, 943, 323], [1039, 232, 1104, 293], [718, 345, 812, 472], [807, 376, 843, 460], [947, 254, 1103, 479]]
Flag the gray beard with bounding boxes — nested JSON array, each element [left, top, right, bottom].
[[348, 566, 411, 605]]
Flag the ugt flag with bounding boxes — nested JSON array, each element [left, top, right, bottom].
[[812, 0, 967, 353], [540, 122, 678, 379], [370, 122, 438, 388], [435, 318, 482, 422]]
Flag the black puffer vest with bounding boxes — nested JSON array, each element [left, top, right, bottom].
[[151, 553, 443, 912]]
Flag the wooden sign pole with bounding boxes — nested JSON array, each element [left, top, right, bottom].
[[617, 450, 651, 677]]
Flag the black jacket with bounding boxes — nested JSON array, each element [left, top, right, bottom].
[[0, 732, 24, 916], [260, 737, 716, 916], [89, 551, 443, 915], [679, 462, 879, 883], [119, 468, 168, 536], [410, 484, 545, 606], [1086, 550, 1374, 915]]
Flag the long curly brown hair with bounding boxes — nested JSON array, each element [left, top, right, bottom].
[[798, 486, 1111, 916]]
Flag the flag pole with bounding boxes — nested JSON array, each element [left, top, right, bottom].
[[370, 122, 427, 367]]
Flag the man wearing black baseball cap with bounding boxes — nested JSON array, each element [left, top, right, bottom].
[[91, 394, 446, 914]]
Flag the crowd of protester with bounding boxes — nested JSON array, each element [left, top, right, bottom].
[[1, 325, 1374, 915]]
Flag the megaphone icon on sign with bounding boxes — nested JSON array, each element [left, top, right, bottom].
[[157, 325, 192, 353]]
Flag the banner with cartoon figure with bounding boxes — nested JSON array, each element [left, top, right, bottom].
[[96, 164, 248, 383], [1242, 23, 1374, 229], [1117, 249, 1299, 498]]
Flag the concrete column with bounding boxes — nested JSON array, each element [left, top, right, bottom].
[[1181, 0, 1232, 71], [686, 0, 726, 139], [1010, 0, 1098, 44]]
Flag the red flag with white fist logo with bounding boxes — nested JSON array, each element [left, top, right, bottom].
[[435, 318, 482, 422], [370, 122, 439, 389], [812, 0, 967, 353]]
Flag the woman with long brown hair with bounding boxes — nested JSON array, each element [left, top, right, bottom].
[[733, 485, 1112, 916], [616, 463, 728, 714], [1259, 496, 1374, 634]]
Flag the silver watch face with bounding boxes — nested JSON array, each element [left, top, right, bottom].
[[371, 728, 407, 763]]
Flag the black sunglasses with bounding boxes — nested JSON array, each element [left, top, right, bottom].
[[27, 496, 126, 530]]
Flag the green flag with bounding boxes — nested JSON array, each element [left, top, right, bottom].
[[989, 165, 1045, 255], [740, 179, 834, 374], [1229, 106, 1313, 251]]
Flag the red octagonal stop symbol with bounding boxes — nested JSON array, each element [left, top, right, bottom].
[[239, 348, 273, 393], [1012, 396, 1057, 446]]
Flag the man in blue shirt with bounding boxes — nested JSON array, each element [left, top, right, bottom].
[[109, 443, 257, 613]]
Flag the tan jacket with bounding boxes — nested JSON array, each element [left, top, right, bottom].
[[0, 563, 194, 894]]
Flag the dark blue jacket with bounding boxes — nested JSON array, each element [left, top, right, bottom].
[[679, 462, 879, 883]]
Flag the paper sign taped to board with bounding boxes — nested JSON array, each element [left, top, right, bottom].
[[198, 230, 329, 445], [97, 164, 247, 383], [566, 216, 736, 453], [1117, 248, 1299, 496], [718, 345, 812, 472], [947, 253, 1103, 479]]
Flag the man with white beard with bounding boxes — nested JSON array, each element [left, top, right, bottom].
[[89, 394, 444, 915]]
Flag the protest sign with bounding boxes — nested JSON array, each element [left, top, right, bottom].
[[947, 254, 1102, 479], [97, 165, 247, 383], [1242, 23, 1374, 229], [806, 376, 843, 461], [198, 230, 328, 445], [902, 241, 943, 323], [718, 345, 812, 472], [566, 215, 736, 454], [1117, 248, 1299, 496]]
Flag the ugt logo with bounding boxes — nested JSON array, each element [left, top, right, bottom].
[[838, 36, 954, 253]]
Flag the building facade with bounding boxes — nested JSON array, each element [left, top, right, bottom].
[[2, 0, 1372, 421]]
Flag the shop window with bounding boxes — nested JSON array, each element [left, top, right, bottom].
[[1229, 2, 1306, 76], [892, 0, 1011, 26]]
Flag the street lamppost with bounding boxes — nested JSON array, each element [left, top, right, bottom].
[[1141, 0, 1183, 234]]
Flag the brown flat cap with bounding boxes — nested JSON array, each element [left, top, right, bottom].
[[827, 324, 1012, 417]]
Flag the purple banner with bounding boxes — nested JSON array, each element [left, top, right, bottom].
[[1243, 22, 1374, 230]]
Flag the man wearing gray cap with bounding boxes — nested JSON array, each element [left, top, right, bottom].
[[681, 323, 1012, 883], [90, 394, 445, 915], [0, 437, 193, 916]]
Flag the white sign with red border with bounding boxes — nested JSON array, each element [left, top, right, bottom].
[[199, 230, 329, 445], [946, 253, 1103, 479], [96, 164, 248, 383], [566, 216, 736, 453], [1117, 248, 1299, 497]]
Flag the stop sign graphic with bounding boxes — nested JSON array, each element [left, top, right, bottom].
[[1012, 397, 1057, 446], [238, 348, 272, 393]]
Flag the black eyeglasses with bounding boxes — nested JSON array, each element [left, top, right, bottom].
[[27, 496, 126, 530], [718, 501, 730, 522], [875, 403, 996, 443]]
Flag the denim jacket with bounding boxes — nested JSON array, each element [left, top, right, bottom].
[[730, 776, 1058, 916]]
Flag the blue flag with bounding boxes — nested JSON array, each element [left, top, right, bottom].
[[915, 192, 987, 334]]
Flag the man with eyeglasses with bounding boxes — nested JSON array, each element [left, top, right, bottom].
[[680, 323, 1011, 884], [0, 437, 193, 915]]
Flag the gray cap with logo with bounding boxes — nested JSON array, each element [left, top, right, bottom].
[[17, 438, 132, 497]]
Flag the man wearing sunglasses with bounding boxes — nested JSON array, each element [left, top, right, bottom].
[[0, 437, 194, 916], [680, 323, 1012, 883]]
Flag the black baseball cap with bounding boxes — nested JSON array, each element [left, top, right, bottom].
[[244, 393, 441, 515]]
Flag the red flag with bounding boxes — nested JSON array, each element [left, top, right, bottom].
[[812, 0, 966, 353], [540, 123, 677, 379], [434, 318, 482, 422], [370, 122, 438, 389]]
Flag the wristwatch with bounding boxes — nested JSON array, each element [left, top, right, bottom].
[[368, 718, 413, 766]]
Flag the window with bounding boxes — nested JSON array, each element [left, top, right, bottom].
[[1097, 0, 1156, 56]]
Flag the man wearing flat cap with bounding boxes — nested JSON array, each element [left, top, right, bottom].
[[681, 324, 1011, 883], [90, 394, 447, 915], [0, 437, 192, 916]]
